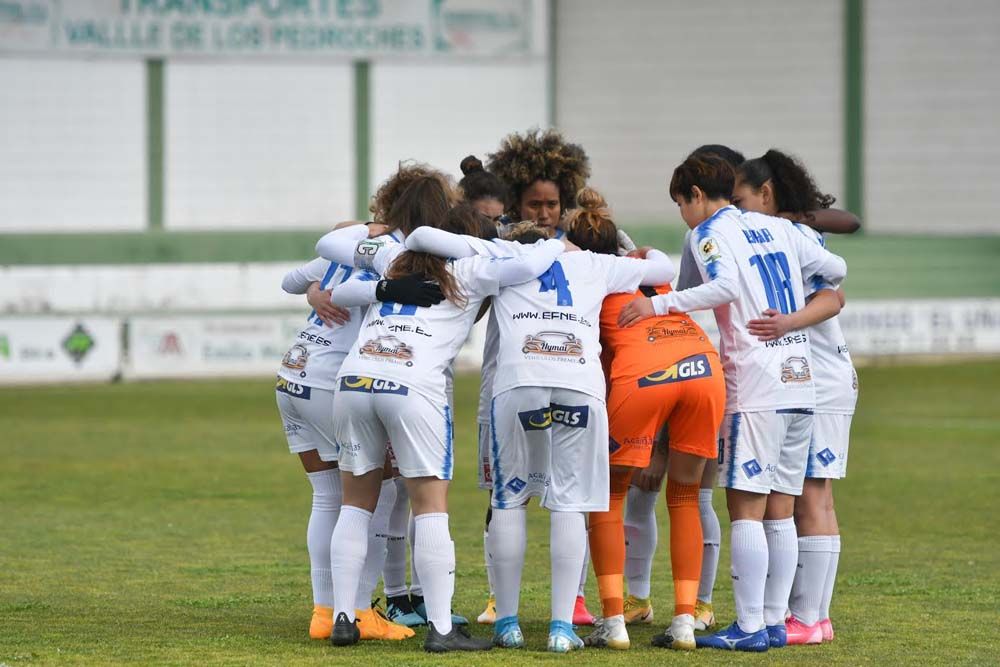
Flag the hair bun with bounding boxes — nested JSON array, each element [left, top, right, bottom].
[[576, 186, 607, 211], [460, 155, 485, 176]]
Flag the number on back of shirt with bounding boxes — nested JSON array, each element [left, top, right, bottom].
[[749, 252, 796, 314]]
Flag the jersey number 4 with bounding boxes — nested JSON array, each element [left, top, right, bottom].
[[537, 261, 573, 306], [749, 252, 796, 314]]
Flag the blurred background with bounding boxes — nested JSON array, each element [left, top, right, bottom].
[[1, 0, 998, 383]]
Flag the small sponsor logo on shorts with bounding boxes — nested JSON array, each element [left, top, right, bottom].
[[284, 422, 302, 436], [518, 404, 590, 431], [638, 353, 712, 387], [506, 477, 527, 493], [528, 472, 548, 486], [780, 356, 812, 383], [339, 376, 409, 395], [817, 448, 837, 467], [276, 377, 312, 399], [742, 459, 763, 478]]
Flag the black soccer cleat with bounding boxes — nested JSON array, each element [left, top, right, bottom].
[[330, 611, 360, 646], [424, 621, 493, 653]]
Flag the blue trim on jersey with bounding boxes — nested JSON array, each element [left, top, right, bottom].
[[490, 397, 505, 507], [776, 408, 814, 415], [357, 270, 379, 282], [726, 413, 742, 488], [319, 261, 340, 289], [810, 275, 827, 293], [696, 215, 721, 279], [554, 228, 565, 239], [443, 404, 454, 480], [389, 231, 402, 243], [338, 266, 354, 283]]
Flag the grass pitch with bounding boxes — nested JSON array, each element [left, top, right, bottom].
[[1, 361, 998, 665]]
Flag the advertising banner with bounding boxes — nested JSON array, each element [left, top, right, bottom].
[[0, 317, 123, 383], [126, 313, 304, 379], [0, 0, 540, 59]]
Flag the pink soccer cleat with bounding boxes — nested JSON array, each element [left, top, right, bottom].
[[820, 618, 835, 642], [785, 616, 824, 645], [572, 595, 595, 626]]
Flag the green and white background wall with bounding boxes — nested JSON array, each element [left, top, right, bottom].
[[0, 0, 998, 383]]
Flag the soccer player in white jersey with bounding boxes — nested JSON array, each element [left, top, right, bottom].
[[319, 177, 570, 653], [277, 232, 445, 642], [409, 214, 675, 652], [486, 129, 599, 624], [619, 155, 847, 652], [733, 150, 859, 644]]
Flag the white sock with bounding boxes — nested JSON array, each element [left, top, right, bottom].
[[698, 488, 721, 603], [552, 511, 587, 624], [730, 519, 768, 633], [488, 507, 526, 619], [413, 513, 455, 635], [763, 518, 799, 626], [408, 511, 422, 597], [355, 479, 396, 610], [624, 486, 658, 599], [789, 535, 832, 625], [484, 529, 495, 596], [382, 477, 410, 598], [578, 539, 590, 598], [305, 469, 341, 608], [819, 535, 841, 620], [330, 505, 371, 621]]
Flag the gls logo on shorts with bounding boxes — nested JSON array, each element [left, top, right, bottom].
[[638, 354, 712, 387], [517, 403, 590, 431], [339, 376, 410, 395], [276, 377, 312, 399]]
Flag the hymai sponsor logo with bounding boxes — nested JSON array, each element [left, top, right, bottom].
[[360, 336, 415, 366], [780, 356, 812, 383], [645, 319, 699, 342], [521, 331, 584, 362]]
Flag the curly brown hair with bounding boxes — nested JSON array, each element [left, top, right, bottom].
[[486, 129, 591, 221], [369, 161, 457, 225]]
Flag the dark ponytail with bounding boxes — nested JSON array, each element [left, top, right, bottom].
[[458, 155, 509, 205], [738, 149, 835, 219]]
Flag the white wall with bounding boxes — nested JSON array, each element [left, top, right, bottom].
[[371, 62, 548, 191], [0, 58, 146, 232], [166, 62, 355, 229], [555, 0, 844, 221], [866, 0, 1000, 234]]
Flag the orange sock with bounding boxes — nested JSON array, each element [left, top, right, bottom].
[[666, 479, 702, 617], [588, 469, 632, 617]]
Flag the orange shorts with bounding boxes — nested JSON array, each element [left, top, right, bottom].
[[607, 352, 725, 467]]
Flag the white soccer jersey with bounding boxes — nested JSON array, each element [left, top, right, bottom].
[[651, 206, 847, 414], [793, 224, 858, 415], [491, 251, 655, 401], [338, 243, 564, 404], [277, 257, 373, 390]]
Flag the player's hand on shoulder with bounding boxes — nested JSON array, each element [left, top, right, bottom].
[[307, 281, 351, 326], [377, 274, 445, 308], [747, 308, 791, 341], [618, 296, 655, 328], [627, 246, 653, 259]]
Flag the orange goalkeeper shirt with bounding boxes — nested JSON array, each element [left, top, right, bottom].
[[600, 284, 718, 386]]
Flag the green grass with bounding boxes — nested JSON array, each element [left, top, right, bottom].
[[1, 363, 999, 665], [1, 228, 998, 299]]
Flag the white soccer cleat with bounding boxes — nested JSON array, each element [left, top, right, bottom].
[[583, 614, 630, 650], [651, 613, 696, 650]]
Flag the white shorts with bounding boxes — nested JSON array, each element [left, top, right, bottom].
[[275, 377, 338, 462], [718, 409, 813, 496], [489, 386, 609, 512], [332, 376, 453, 480], [477, 422, 492, 490], [805, 413, 853, 479]]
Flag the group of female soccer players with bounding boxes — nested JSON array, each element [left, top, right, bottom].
[[275, 129, 859, 653]]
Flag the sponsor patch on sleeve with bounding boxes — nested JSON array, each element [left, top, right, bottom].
[[354, 239, 385, 271]]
